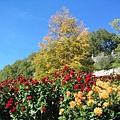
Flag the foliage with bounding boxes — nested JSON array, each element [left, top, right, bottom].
[[96, 55, 115, 70], [1, 66, 120, 120], [33, 7, 94, 80], [89, 29, 120, 56], [59, 74, 120, 120], [0, 52, 36, 81], [110, 18, 120, 33]]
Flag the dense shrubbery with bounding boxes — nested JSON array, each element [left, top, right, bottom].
[[0, 66, 120, 120]]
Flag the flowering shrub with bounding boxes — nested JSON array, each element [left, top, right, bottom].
[[0, 66, 120, 120], [59, 75, 120, 120]]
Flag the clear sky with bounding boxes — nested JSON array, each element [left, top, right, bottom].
[[0, 0, 120, 70]]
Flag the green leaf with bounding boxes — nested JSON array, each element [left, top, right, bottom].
[[74, 117, 83, 120]]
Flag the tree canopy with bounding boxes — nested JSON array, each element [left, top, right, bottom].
[[89, 29, 120, 56], [33, 7, 94, 80], [110, 19, 120, 33], [0, 52, 36, 81]]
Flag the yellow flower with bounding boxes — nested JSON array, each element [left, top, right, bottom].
[[98, 103, 101, 106], [112, 84, 118, 91], [113, 84, 117, 88], [75, 98, 81, 105], [94, 86, 101, 92], [59, 108, 64, 115], [117, 86, 120, 90], [88, 90, 93, 95], [96, 80, 103, 87], [69, 101, 76, 108], [94, 107, 103, 116], [103, 102, 109, 107], [86, 99, 94, 106], [118, 91, 120, 95], [109, 100, 114, 105], [66, 91, 71, 97], [73, 93, 79, 98], [87, 90, 93, 99], [99, 92, 109, 99], [78, 91, 83, 98], [107, 87, 113, 94]]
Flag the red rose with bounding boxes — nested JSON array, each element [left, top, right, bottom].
[[52, 84, 56, 87], [11, 107, 16, 113], [76, 77, 82, 82], [32, 80, 39, 85], [9, 97, 14, 102], [24, 81, 29, 86], [0, 85, 3, 90], [42, 107, 46, 112], [54, 72, 60, 78], [27, 96, 32, 100], [6, 103, 12, 109], [8, 79, 13, 83], [21, 107, 26, 111], [64, 66, 68, 70], [62, 81, 66, 85], [64, 74, 71, 81], [74, 84, 79, 89], [15, 102, 19, 106]]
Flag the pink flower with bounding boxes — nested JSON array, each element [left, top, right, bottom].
[[60, 97, 64, 101]]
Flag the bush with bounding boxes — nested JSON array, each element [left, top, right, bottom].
[[0, 66, 120, 120], [97, 55, 115, 70]]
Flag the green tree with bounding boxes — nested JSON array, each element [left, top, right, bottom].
[[97, 55, 115, 70], [89, 29, 120, 56], [110, 18, 120, 33], [33, 7, 94, 80], [0, 52, 36, 81]]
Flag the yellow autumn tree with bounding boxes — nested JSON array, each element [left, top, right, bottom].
[[32, 7, 94, 80]]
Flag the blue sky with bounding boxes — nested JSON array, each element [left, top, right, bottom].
[[0, 0, 120, 70]]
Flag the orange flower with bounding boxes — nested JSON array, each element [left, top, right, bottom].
[[99, 91, 109, 99], [96, 80, 103, 87], [59, 108, 64, 115], [73, 93, 79, 98], [75, 98, 81, 105], [78, 91, 83, 98], [94, 107, 103, 116], [107, 87, 113, 94], [94, 86, 101, 92], [66, 91, 71, 97], [69, 101, 76, 108]]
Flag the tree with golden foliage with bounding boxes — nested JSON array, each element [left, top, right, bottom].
[[32, 7, 94, 80]]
